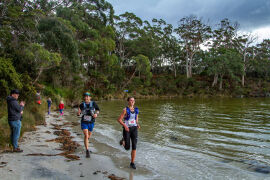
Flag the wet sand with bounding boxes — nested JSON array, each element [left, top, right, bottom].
[[0, 111, 129, 180]]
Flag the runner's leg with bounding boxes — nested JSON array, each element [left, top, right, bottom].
[[83, 129, 89, 150]]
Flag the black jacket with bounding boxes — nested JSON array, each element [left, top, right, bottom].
[[6, 96, 23, 121]]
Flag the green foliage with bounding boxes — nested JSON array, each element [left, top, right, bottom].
[[0, 114, 9, 148], [133, 54, 152, 84], [38, 17, 78, 68], [20, 73, 36, 99], [25, 43, 62, 67], [0, 101, 46, 148], [0, 57, 22, 96], [43, 85, 74, 103], [0, 0, 270, 102], [175, 15, 212, 78]]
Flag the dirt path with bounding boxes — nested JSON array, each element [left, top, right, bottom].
[[0, 111, 127, 180]]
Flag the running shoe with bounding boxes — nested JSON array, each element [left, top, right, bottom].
[[130, 162, 136, 169], [86, 150, 90, 158], [119, 138, 123, 146]]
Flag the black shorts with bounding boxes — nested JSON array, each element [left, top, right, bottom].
[[123, 126, 138, 150]]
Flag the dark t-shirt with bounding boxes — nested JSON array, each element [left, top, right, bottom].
[[79, 101, 100, 122]]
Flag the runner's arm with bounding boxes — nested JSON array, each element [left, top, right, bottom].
[[93, 102, 100, 114], [118, 108, 129, 131], [136, 115, 140, 129], [77, 104, 82, 116]]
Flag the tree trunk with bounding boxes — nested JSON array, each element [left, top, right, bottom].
[[188, 62, 192, 78], [122, 69, 136, 90], [242, 51, 247, 87], [186, 58, 190, 78], [186, 48, 191, 78], [172, 58, 177, 78], [219, 75, 223, 90], [33, 67, 43, 85], [189, 56, 193, 78], [95, 63, 97, 72], [174, 63, 177, 78], [241, 75, 245, 87], [212, 74, 218, 87], [120, 41, 124, 68]]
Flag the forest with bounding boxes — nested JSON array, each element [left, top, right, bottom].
[[1, 0, 270, 104]]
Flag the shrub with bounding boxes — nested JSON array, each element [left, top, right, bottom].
[[0, 57, 23, 97], [0, 101, 46, 149]]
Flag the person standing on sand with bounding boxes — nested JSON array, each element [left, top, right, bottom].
[[59, 100, 64, 116], [47, 98, 52, 115], [77, 92, 100, 158], [117, 97, 140, 169], [6, 89, 25, 152]]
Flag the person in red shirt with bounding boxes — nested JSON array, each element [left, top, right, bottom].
[[59, 101, 64, 116]]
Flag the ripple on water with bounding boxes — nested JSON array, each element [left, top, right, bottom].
[[94, 98, 270, 179]]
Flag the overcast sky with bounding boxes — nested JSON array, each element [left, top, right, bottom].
[[107, 0, 270, 42]]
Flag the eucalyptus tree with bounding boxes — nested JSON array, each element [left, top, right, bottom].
[[175, 15, 211, 78], [140, 19, 166, 70], [114, 12, 143, 67], [86, 0, 114, 25], [161, 23, 183, 77], [210, 18, 239, 87], [234, 33, 257, 86], [0, 57, 23, 96], [206, 47, 243, 90], [122, 54, 152, 89], [25, 43, 61, 84], [38, 17, 79, 69], [252, 39, 270, 78], [56, 1, 116, 72], [0, 0, 42, 56]]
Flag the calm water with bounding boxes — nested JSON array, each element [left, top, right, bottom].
[[90, 98, 270, 179]]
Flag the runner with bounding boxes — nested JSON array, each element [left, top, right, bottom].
[[47, 98, 52, 115], [117, 97, 140, 169], [36, 91, 42, 105], [59, 100, 64, 116], [77, 92, 100, 158]]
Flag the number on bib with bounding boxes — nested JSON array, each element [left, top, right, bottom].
[[83, 115, 92, 122], [128, 120, 136, 126]]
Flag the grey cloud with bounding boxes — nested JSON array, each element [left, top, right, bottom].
[[107, 0, 270, 31]]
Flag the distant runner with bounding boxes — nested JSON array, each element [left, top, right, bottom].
[[47, 98, 52, 115], [77, 92, 100, 158], [59, 100, 64, 116], [36, 91, 41, 105], [118, 97, 140, 169]]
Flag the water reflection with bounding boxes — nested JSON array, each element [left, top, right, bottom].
[[96, 98, 270, 179]]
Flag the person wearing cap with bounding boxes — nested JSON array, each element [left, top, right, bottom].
[[77, 92, 100, 158], [6, 89, 25, 152]]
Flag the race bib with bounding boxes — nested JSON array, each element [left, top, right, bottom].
[[128, 120, 136, 126], [83, 115, 92, 122]]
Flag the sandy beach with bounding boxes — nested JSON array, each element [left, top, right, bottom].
[[0, 111, 130, 180]]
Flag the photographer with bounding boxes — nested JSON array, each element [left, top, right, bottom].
[[77, 92, 100, 158], [6, 89, 25, 152]]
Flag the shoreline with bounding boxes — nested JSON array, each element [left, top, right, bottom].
[[0, 111, 128, 180], [93, 93, 270, 102]]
